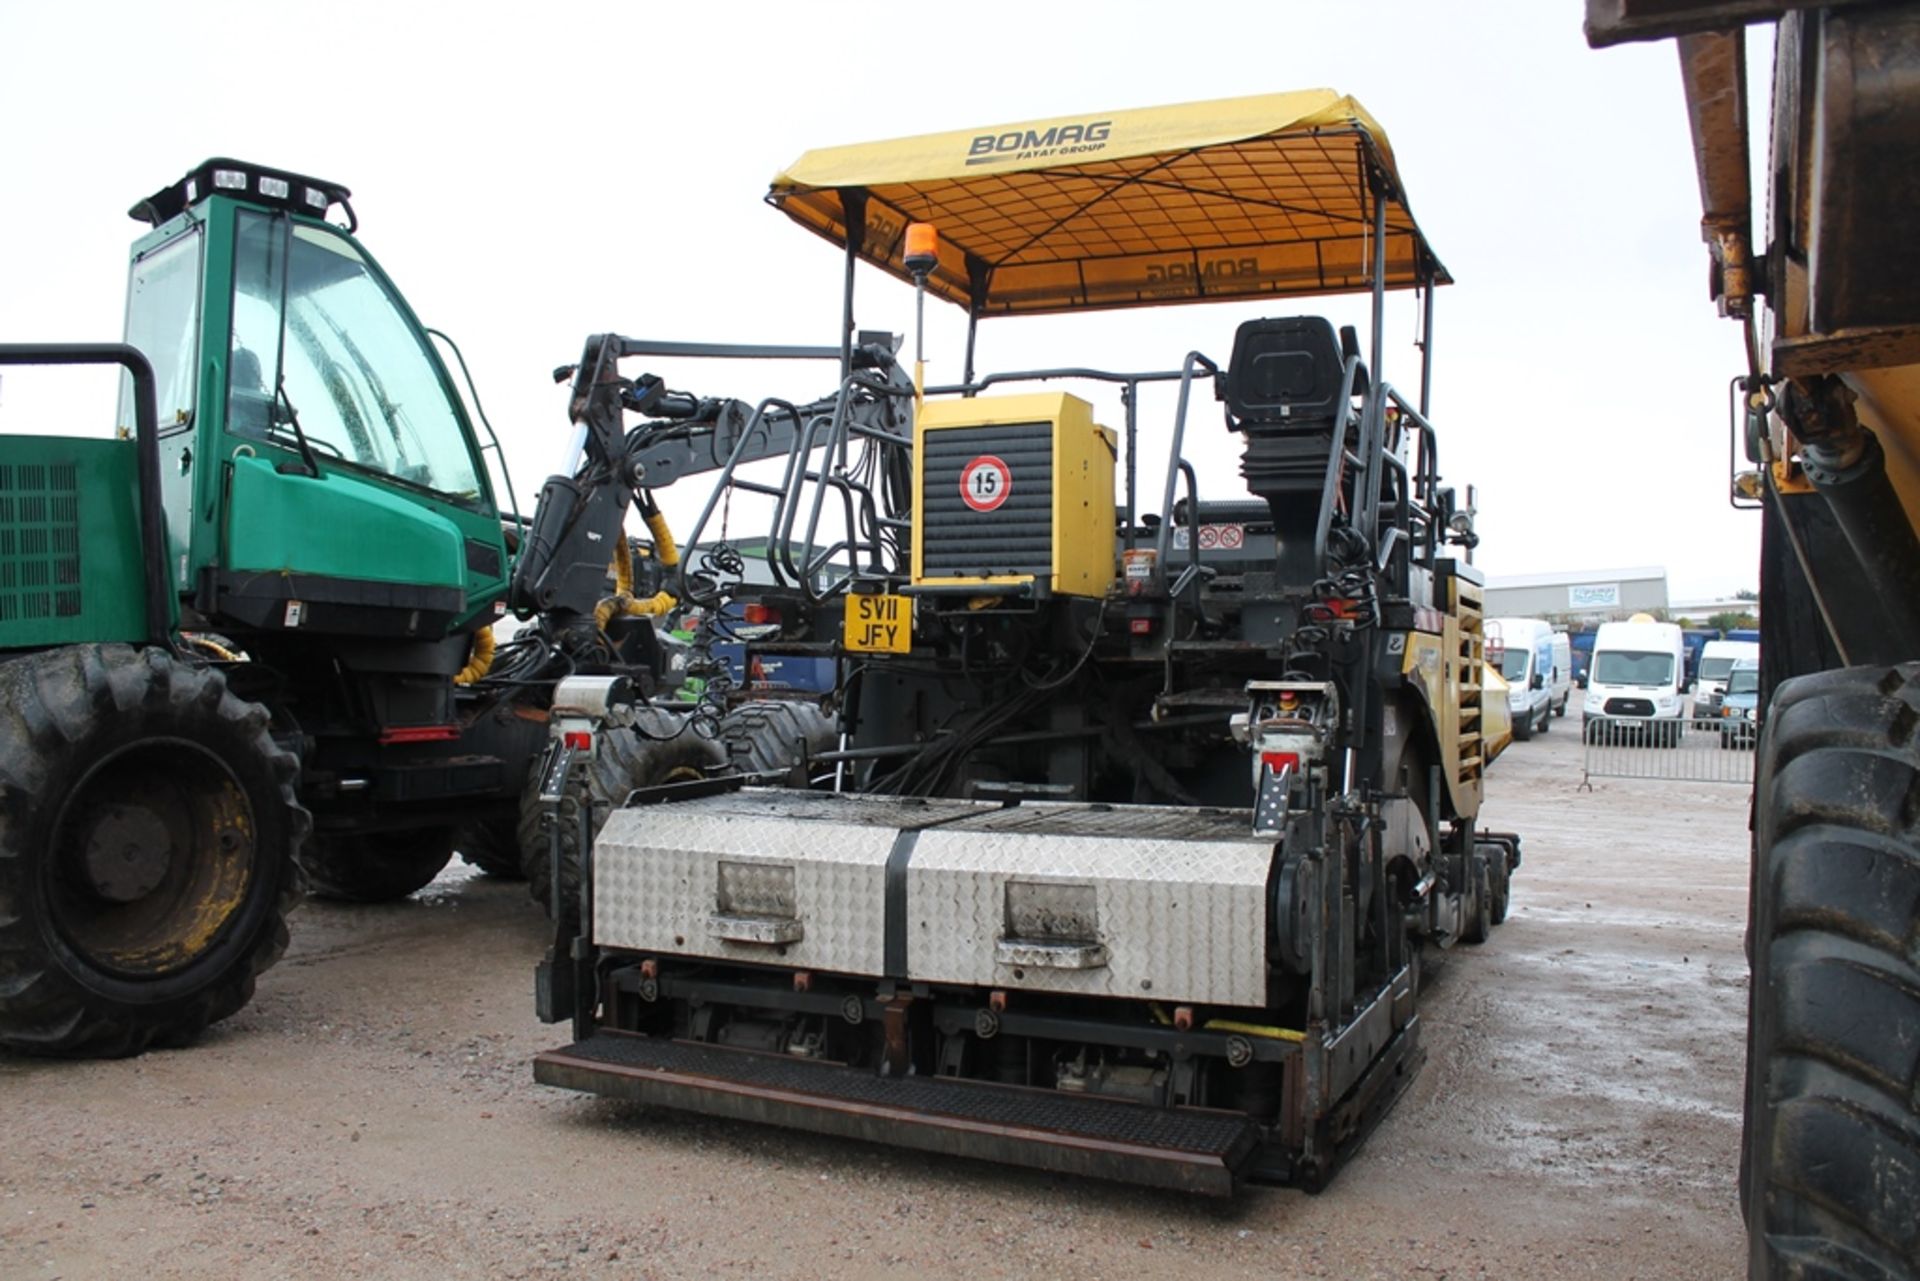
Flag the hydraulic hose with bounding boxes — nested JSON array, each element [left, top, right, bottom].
[[453, 625, 497, 686], [593, 502, 680, 631]]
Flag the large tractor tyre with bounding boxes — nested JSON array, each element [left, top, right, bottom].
[[519, 709, 726, 922], [718, 700, 838, 782], [299, 827, 456, 902], [453, 810, 526, 879], [1743, 664, 1920, 1281], [0, 645, 308, 1058]]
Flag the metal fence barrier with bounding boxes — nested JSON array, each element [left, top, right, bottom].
[[1579, 714, 1755, 787]]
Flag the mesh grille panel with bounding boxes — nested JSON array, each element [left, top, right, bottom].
[[921, 423, 1053, 578], [0, 462, 82, 622]]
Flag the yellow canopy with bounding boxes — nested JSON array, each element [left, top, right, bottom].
[[767, 89, 1449, 318]]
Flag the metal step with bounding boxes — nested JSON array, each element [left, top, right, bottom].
[[535, 1032, 1259, 1195]]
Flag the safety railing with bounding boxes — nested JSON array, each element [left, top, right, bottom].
[[1579, 713, 1756, 787]]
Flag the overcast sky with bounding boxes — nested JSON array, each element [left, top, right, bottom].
[[0, 1, 1766, 601]]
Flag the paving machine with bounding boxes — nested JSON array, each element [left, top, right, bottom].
[[533, 91, 1521, 1193], [1588, 6, 1920, 1278], [0, 160, 695, 1056]]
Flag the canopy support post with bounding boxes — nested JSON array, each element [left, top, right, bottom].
[[964, 255, 990, 391], [1368, 168, 1387, 387], [839, 188, 867, 385], [1419, 276, 1435, 418]]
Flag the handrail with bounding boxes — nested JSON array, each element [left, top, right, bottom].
[[0, 343, 169, 646], [1151, 352, 1223, 581], [1308, 357, 1366, 573], [676, 395, 805, 598]]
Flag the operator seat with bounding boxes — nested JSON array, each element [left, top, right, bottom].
[[227, 345, 273, 437], [1222, 316, 1363, 579]]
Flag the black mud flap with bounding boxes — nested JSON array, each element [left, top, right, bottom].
[[535, 1032, 1258, 1196]]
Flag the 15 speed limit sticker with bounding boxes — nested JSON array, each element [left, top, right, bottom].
[[959, 455, 1011, 512]]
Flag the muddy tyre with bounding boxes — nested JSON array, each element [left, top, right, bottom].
[[300, 827, 455, 902], [0, 645, 307, 1057], [520, 708, 725, 922], [1744, 664, 1920, 1281], [454, 810, 525, 879], [718, 700, 837, 782]]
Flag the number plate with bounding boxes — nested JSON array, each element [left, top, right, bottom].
[[843, 593, 911, 654]]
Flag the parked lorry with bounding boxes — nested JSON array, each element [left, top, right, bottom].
[[1569, 627, 1597, 686], [0, 160, 702, 1056], [530, 89, 1521, 1194], [1589, 7, 1920, 1278]]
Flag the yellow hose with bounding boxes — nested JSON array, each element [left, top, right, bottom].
[[1202, 1018, 1305, 1043], [453, 625, 496, 686], [644, 508, 679, 569], [182, 633, 243, 663], [593, 510, 681, 631]]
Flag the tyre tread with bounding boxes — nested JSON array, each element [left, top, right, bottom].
[[1748, 662, 1920, 1281], [0, 645, 307, 1057]]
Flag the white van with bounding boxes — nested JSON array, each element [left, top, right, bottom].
[[1486, 617, 1563, 740], [1548, 631, 1573, 717], [1583, 618, 1689, 745], [1696, 638, 1760, 703]]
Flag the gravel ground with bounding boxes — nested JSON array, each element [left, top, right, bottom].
[[0, 708, 1750, 1279]]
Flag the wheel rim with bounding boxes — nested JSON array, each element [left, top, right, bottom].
[[48, 739, 257, 978]]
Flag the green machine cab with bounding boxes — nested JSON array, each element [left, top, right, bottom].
[[0, 159, 538, 1056]]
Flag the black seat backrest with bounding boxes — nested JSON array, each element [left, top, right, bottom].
[[1223, 316, 1345, 428]]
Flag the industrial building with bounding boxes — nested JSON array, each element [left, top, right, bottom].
[[1483, 566, 1669, 625]]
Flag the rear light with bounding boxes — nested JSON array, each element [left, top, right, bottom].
[[1128, 617, 1154, 635], [1261, 751, 1300, 773], [563, 730, 593, 751], [742, 602, 779, 626], [377, 725, 461, 745]]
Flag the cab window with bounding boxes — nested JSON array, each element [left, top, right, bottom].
[[227, 210, 483, 505], [119, 228, 203, 437]]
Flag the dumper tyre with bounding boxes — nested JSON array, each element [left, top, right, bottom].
[[454, 811, 525, 879], [299, 827, 456, 902], [718, 699, 837, 782], [1742, 663, 1920, 1281], [520, 708, 726, 922], [0, 644, 307, 1057]]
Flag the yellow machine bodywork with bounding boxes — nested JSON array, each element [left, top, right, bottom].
[[911, 392, 1117, 598], [1398, 569, 1496, 822]]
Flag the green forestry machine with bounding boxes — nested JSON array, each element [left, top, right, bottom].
[[532, 91, 1521, 1193], [1589, 5, 1920, 1279], [0, 160, 702, 1057]]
